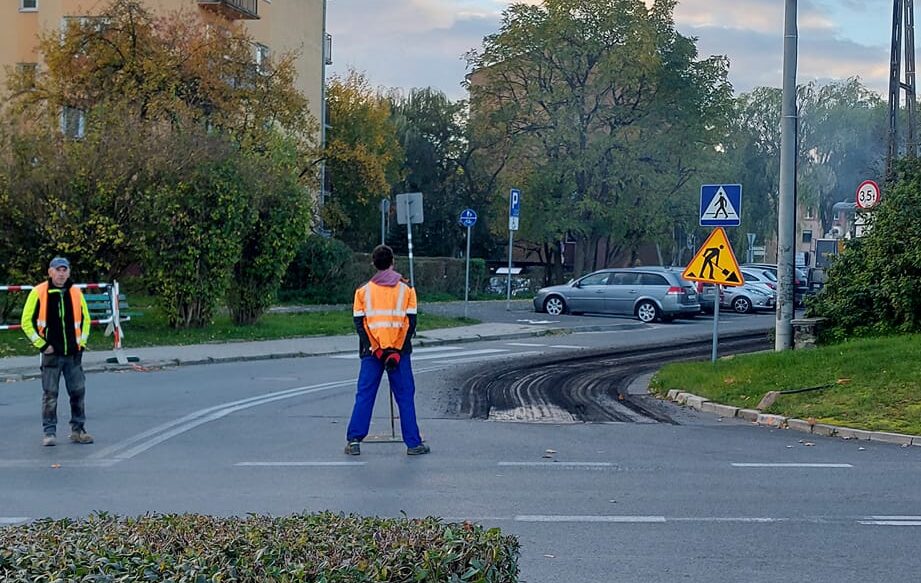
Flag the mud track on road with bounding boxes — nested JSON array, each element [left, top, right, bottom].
[[460, 331, 771, 424]]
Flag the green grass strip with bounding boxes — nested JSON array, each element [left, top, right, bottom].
[[650, 334, 921, 436]]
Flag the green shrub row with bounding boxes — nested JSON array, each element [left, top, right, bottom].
[[280, 237, 487, 305], [0, 512, 519, 582]]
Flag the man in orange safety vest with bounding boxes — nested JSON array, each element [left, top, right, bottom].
[[344, 245, 429, 456]]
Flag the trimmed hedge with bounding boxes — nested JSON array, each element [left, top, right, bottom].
[[0, 512, 520, 582], [282, 242, 488, 304]]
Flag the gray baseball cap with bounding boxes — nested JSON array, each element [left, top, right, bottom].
[[49, 257, 71, 269]]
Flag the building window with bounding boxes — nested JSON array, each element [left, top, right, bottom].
[[254, 43, 270, 74], [20, 0, 38, 11], [802, 229, 813, 244], [61, 107, 86, 139], [805, 206, 815, 220]]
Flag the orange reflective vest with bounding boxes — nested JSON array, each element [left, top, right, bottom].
[[353, 281, 417, 351], [20, 281, 90, 351]]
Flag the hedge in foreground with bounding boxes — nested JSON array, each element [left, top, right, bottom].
[[0, 512, 520, 582]]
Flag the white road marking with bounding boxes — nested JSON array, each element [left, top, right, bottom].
[[410, 346, 466, 354], [236, 462, 366, 467], [731, 463, 853, 468], [860, 516, 921, 526], [411, 349, 508, 361], [90, 378, 358, 462], [516, 515, 667, 523], [669, 517, 783, 523], [332, 346, 467, 359], [0, 459, 117, 468], [506, 342, 545, 347], [85, 366, 456, 464], [498, 462, 613, 468], [435, 351, 540, 366], [550, 345, 581, 349], [0, 517, 30, 525]]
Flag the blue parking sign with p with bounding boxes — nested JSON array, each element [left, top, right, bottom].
[[509, 188, 521, 217]]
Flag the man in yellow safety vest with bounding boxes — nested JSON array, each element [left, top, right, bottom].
[[345, 245, 429, 456], [20, 257, 94, 446]]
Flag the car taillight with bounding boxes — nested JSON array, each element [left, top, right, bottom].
[[667, 286, 683, 295], [766, 283, 776, 290]]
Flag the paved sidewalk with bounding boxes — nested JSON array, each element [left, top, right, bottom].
[[0, 320, 635, 383]]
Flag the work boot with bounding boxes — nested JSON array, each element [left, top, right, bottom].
[[69, 430, 94, 444], [42, 434, 56, 447], [344, 441, 360, 456], [406, 443, 430, 456]]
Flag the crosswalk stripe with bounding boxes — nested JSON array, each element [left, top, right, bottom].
[[412, 349, 508, 361], [332, 346, 468, 359], [859, 520, 921, 526]]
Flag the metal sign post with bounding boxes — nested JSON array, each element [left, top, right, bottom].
[[379, 198, 391, 246], [395, 192, 424, 288], [459, 209, 478, 319], [747, 232, 756, 264], [711, 285, 721, 362], [507, 188, 521, 311]]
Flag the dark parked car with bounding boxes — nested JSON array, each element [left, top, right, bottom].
[[532, 267, 700, 323], [742, 263, 810, 306]]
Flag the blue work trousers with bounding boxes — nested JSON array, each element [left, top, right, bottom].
[[346, 353, 423, 448]]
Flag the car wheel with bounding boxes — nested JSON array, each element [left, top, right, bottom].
[[732, 296, 753, 314], [544, 296, 567, 316], [636, 301, 659, 323]]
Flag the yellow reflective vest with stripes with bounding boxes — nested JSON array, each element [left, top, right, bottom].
[[353, 281, 417, 353], [20, 281, 91, 353]]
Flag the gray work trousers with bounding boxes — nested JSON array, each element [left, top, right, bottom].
[[40, 352, 86, 435]]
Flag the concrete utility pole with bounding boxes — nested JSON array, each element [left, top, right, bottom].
[[776, 0, 798, 351]]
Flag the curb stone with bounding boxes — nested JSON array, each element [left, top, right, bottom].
[[737, 409, 760, 422], [660, 390, 921, 447]]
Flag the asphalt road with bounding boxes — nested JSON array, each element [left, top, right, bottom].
[[3, 311, 920, 582]]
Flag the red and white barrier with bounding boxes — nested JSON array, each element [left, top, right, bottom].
[[1, 280, 132, 363]]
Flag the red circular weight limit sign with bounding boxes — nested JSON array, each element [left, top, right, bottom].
[[856, 179, 881, 209]]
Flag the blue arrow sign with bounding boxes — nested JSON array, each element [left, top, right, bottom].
[[459, 208, 478, 228], [700, 184, 742, 227]]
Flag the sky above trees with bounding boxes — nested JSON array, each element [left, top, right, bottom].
[[328, 0, 889, 99]]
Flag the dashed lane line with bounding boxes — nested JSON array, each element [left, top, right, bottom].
[[731, 463, 853, 468], [235, 462, 366, 467]]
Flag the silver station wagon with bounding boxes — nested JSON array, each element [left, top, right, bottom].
[[532, 267, 701, 323]]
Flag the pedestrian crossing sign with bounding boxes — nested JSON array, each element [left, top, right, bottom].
[[700, 184, 742, 226], [682, 228, 745, 286]]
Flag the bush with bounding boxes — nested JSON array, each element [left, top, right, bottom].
[[809, 158, 921, 340], [227, 139, 312, 325], [0, 512, 520, 582], [143, 158, 251, 328], [281, 236, 356, 304]]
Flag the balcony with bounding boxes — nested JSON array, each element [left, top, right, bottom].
[[198, 0, 259, 20]]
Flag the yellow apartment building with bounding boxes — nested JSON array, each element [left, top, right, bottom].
[[3, 0, 330, 140]]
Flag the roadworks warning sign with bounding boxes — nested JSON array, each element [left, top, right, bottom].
[[682, 228, 745, 286]]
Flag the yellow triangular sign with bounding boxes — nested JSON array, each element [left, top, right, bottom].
[[682, 228, 745, 286]]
